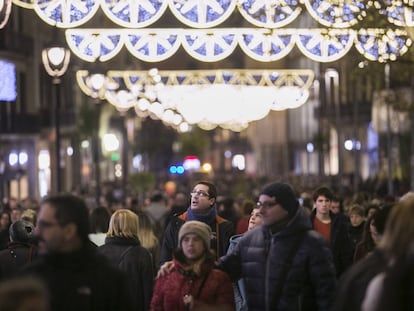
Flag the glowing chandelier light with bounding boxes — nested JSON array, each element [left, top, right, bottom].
[[76, 69, 314, 132]]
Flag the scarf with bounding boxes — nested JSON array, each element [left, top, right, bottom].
[[186, 205, 216, 225]]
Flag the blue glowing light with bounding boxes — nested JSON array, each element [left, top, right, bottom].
[[0, 60, 17, 101]]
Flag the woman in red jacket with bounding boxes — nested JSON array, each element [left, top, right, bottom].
[[151, 221, 234, 311]]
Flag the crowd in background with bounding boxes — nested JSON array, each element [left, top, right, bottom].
[[0, 179, 412, 311]]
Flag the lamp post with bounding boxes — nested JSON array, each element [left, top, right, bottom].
[[325, 69, 343, 193], [42, 37, 70, 193], [88, 70, 106, 205]]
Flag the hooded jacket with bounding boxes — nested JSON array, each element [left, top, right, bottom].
[[218, 207, 336, 311]]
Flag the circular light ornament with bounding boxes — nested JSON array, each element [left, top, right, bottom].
[[101, 0, 168, 28], [238, 0, 302, 28], [34, 0, 100, 28], [355, 28, 412, 62], [239, 29, 295, 62], [296, 29, 355, 62], [169, 0, 236, 28], [106, 90, 137, 112], [376, 0, 414, 26], [302, 0, 368, 28]]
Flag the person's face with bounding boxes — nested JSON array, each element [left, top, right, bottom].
[[190, 184, 215, 212], [315, 195, 331, 216], [248, 208, 263, 230], [330, 201, 340, 214], [370, 221, 379, 244], [0, 213, 10, 229], [11, 209, 22, 223], [181, 233, 205, 261], [257, 194, 288, 226], [367, 208, 377, 219], [36, 203, 67, 254], [350, 213, 364, 227]]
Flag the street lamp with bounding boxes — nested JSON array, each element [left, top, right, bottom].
[[42, 36, 70, 193], [88, 68, 106, 205]]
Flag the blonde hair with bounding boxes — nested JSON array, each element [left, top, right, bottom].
[[379, 197, 414, 260], [21, 209, 37, 226], [107, 209, 139, 241], [137, 213, 159, 250]]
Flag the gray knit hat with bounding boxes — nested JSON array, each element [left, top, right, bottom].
[[179, 221, 211, 249]]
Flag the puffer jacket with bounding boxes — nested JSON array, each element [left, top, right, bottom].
[[218, 207, 337, 311]]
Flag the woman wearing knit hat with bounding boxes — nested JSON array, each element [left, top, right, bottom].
[[151, 221, 235, 311]]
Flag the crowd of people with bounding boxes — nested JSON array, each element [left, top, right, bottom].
[[0, 180, 412, 311]]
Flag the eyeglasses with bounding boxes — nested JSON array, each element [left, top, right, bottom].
[[256, 201, 278, 209], [37, 220, 60, 230], [190, 190, 210, 198]]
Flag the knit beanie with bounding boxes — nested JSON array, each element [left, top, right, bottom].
[[9, 220, 34, 243], [260, 182, 299, 217], [179, 221, 211, 249]]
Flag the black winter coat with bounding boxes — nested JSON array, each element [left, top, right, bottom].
[[22, 243, 133, 311], [310, 210, 354, 277], [160, 211, 234, 264], [98, 236, 154, 311], [218, 207, 337, 311], [0, 241, 37, 280], [332, 249, 386, 311]]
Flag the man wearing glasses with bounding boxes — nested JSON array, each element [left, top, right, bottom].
[[22, 194, 133, 311], [217, 182, 336, 311], [160, 181, 234, 264]]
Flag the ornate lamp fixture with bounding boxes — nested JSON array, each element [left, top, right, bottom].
[[77, 69, 314, 132], [42, 43, 71, 83], [42, 38, 70, 192]]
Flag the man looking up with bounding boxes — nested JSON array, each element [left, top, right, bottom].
[[23, 194, 132, 311], [311, 186, 353, 277], [160, 181, 234, 264]]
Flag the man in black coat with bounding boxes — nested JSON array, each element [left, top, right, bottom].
[[310, 186, 354, 277], [160, 181, 234, 264], [22, 194, 133, 311], [217, 182, 336, 311]]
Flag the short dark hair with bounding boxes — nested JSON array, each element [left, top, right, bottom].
[[41, 194, 90, 242], [313, 187, 333, 202], [89, 206, 111, 233], [195, 181, 217, 200]]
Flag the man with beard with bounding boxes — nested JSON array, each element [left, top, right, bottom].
[[22, 194, 132, 311]]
